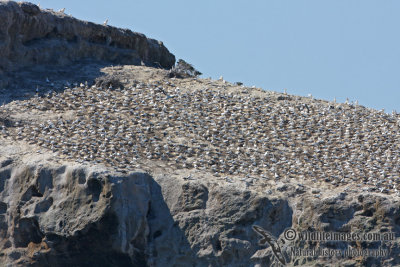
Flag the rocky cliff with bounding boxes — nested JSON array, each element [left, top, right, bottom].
[[0, 1, 175, 97], [1, 157, 399, 267], [0, 1, 175, 71], [0, 1, 399, 267]]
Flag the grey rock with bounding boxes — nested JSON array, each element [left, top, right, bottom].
[[0, 1, 175, 87], [0, 163, 155, 266], [169, 59, 202, 78], [19, 2, 40, 15], [0, 2, 399, 267], [0, 161, 399, 266]]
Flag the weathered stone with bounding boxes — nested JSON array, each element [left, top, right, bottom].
[[19, 2, 40, 15], [0, 163, 154, 266], [0, 2, 399, 267], [0, 159, 399, 266], [0, 1, 175, 74]]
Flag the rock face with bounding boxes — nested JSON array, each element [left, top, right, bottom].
[[0, 162, 152, 266], [1, 2, 400, 267], [0, 63, 399, 267], [0, 1, 175, 74], [0, 159, 399, 267]]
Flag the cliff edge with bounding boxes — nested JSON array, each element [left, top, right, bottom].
[[0, 2, 399, 267], [0, 1, 175, 95]]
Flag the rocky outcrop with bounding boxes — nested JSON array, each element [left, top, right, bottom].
[[0, 1, 175, 75], [0, 161, 153, 266], [0, 2, 399, 266], [0, 159, 399, 266]]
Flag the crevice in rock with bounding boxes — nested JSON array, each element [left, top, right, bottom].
[[13, 217, 44, 247], [21, 185, 43, 202], [34, 197, 53, 213], [0, 202, 7, 214], [215, 239, 222, 252], [152, 230, 162, 239], [0, 168, 12, 192], [86, 178, 102, 202]]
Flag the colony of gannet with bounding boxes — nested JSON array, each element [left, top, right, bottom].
[[1, 76, 400, 194]]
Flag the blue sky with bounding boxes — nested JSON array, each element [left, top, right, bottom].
[[31, 0, 400, 112]]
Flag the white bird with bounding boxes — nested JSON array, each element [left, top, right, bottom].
[[58, 8, 65, 13], [103, 19, 108, 26]]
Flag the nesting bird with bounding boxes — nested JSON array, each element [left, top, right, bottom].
[[2, 74, 400, 194]]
